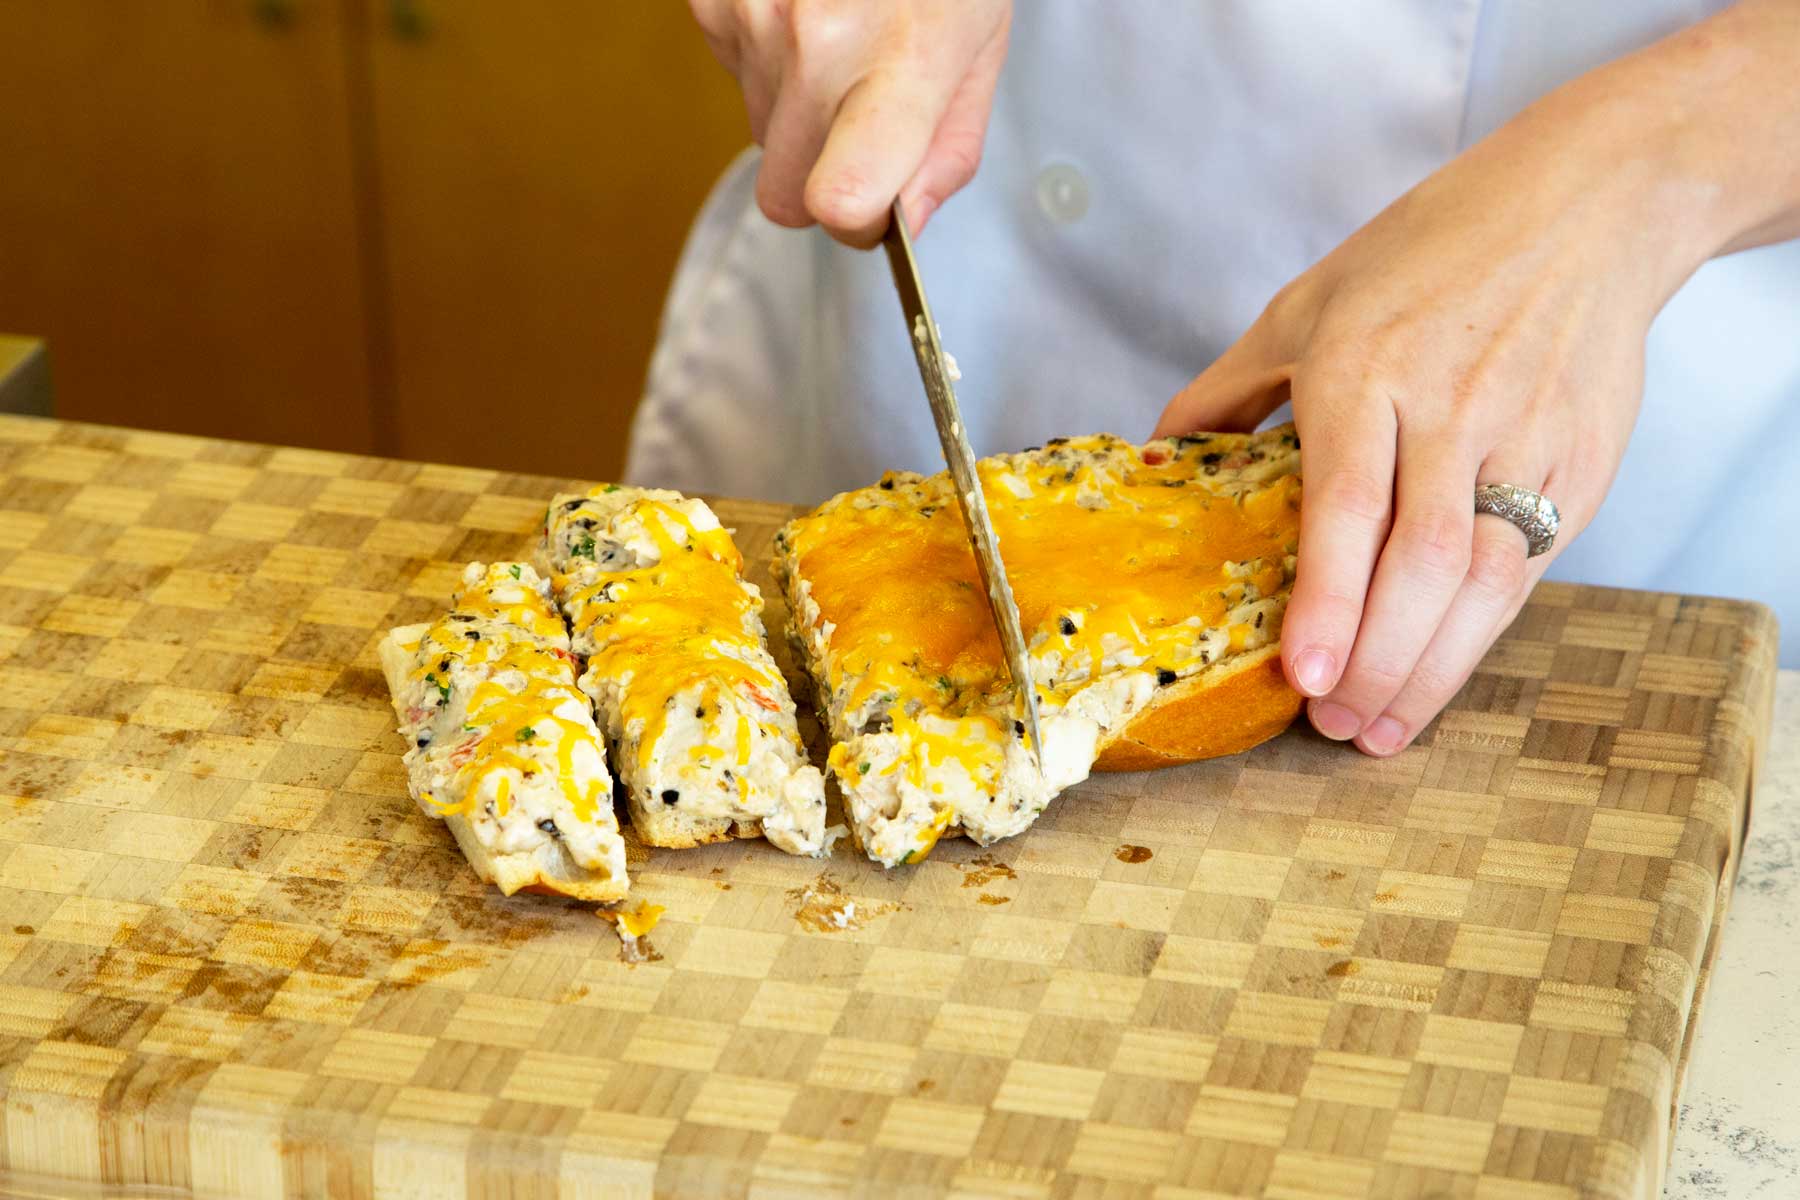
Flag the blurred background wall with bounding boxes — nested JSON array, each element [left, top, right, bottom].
[[0, 0, 749, 479]]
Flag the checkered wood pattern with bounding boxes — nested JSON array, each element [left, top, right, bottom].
[[0, 416, 1776, 1199]]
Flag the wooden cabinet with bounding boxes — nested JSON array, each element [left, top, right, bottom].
[[0, 1, 748, 477], [363, 1, 748, 477], [0, 0, 378, 451]]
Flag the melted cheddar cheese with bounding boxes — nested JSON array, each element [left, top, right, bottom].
[[540, 487, 826, 856], [777, 426, 1302, 867], [551, 498, 778, 766], [395, 562, 625, 878]]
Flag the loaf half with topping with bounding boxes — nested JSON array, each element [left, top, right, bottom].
[[379, 562, 629, 900], [775, 425, 1303, 867], [537, 487, 827, 855]]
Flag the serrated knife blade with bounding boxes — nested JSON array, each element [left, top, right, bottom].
[[880, 201, 1043, 773]]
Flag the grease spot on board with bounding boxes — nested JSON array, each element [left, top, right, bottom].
[[1326, 959, 1360, 978], [1115, 845, 1153, 864], [959, 854, 1017, 888], [787, 872, 902, 933]]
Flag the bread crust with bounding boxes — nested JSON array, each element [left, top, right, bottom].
[[1092, 644, 1301, 771]]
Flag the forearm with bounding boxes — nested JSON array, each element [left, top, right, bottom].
[[1533, 0, 1800, 277]]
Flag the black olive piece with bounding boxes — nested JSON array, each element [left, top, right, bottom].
[[467, 630, 481, 640], [537, 818, 562, 840], [661, 789, 679, 804], [1013, 720, 1025, 738], [1156, 669, 1177, 687], [695, 706, 706, 719], [880, 479, 895, 491], [1046, 437, 1069, 446], [438, 659, 450, 672], [1254, 612, 1264, 628], [1058, 616, 1076, 637], [1201, 452, 1224, 465], [415, 735, 430, 748], [1022, 445, 1041, 453]]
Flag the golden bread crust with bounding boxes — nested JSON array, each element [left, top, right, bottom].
[[1092, 645, 1301, 771]]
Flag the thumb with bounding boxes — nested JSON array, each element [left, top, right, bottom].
[[1153, 353, 1294, 439]]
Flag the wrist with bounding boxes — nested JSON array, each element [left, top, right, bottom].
[[1565, 2, 1800, 284]]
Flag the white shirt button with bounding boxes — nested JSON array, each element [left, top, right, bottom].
[[1035, 163, 1090, 224]]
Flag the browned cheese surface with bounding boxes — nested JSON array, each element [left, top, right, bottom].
[[0, 418, 1777, 1199]]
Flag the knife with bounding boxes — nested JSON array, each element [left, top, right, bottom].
[[880, 200, 1044, 772]]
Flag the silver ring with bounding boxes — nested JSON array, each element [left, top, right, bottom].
[[1474, 483, 1560, 558]]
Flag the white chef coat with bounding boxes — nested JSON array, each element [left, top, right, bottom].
[[626, 1, 1799, 665]]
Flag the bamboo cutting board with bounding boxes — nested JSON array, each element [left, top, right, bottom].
[[0, 417, 1777, 1200]]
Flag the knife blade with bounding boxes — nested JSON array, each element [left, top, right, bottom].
[[880, 200, 1044, 772]]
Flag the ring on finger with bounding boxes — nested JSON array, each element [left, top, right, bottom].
[[1474, 483, 1560, 557]]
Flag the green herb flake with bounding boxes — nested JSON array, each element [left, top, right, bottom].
[[573, 536, 597, 559], [509, 564, 522, 579], [858, 761, 871, 775], [515, 726, 537, 743], [604, 484, 621, 493]]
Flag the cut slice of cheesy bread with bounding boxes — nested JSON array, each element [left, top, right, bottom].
[[379, 561, 629, 901], [537, 487, 827, 856], [775, 425, 1304, 868]]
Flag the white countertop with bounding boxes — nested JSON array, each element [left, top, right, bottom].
[[1668, 668, 1800, 1197]]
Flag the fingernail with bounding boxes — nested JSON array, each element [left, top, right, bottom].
[[1294, 649, 1335, 696], [1359, 716, 1408, 756], [1309, 701, 1361, 741]]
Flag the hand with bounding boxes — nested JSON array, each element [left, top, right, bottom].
[[1152, 38, 1748, 755], [688, 0, 1011, 246]]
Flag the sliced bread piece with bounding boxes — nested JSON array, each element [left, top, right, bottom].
[[537, 487, 827, 856], [379, 561, 629, 900], [775, 426, 1303, 867]]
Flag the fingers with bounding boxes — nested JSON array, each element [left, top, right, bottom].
[[755, 80, 838, 226], [1152, 278, 1322, 439], [699, 3, 1008, 244], [895, 23, 1006, 233], [1277, 374, 1397, 709], [807, 62, 970, 246], [1352, 509, 1537, 755], [1351, 454, 1567, 756], [1305, 423, 1477, 742], [1154, 360, 1292, 439]]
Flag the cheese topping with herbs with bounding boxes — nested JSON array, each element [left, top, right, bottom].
[[540, 487, 827, 855], [778, 427, 1302, 867], [393, 562, 627, 882]]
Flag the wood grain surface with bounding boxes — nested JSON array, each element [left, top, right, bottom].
[[0, 417, 1777, 1199]]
